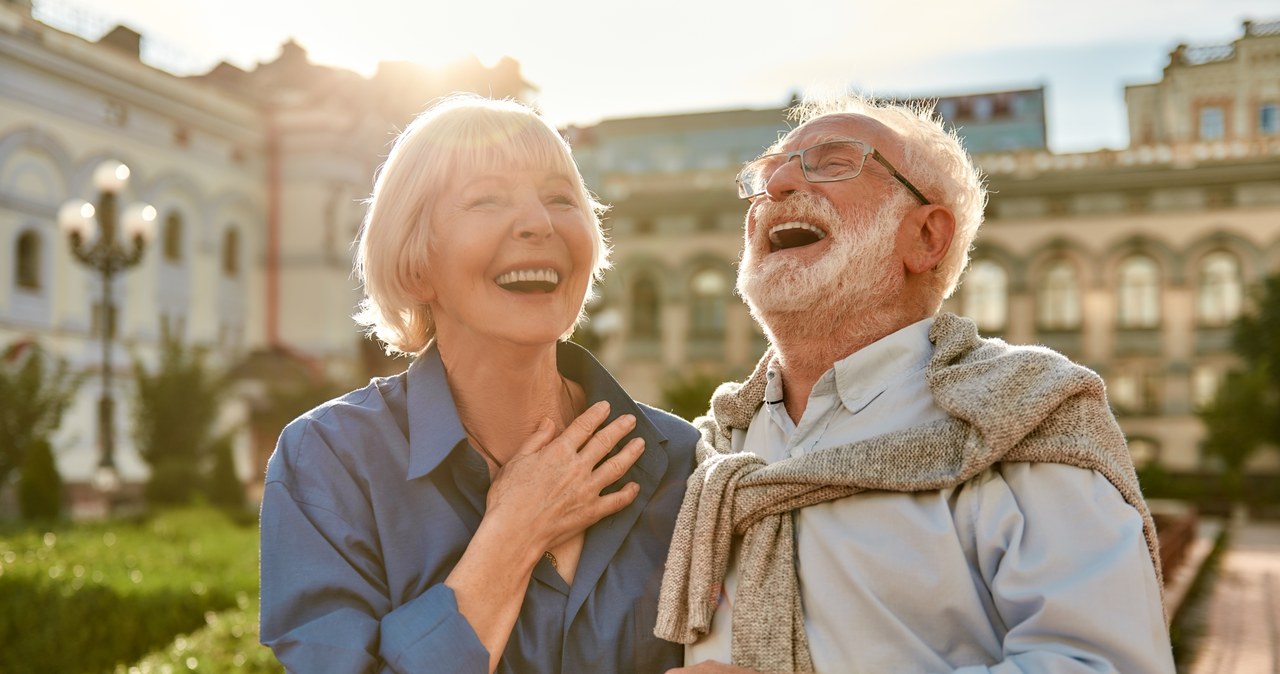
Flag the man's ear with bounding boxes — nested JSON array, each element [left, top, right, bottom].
[[901, 205, 955, 275]]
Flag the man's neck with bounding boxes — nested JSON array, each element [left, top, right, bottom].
[[767, 310, 923, 424]]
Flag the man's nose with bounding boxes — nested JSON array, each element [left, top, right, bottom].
[[762, 155, 805, 200]]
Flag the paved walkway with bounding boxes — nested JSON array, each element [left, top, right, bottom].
[[1188, 519, 1280, 674]]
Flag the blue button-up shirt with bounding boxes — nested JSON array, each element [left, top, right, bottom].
[[260, 341, 697, 673]]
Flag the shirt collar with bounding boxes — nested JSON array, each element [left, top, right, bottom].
[[833, 317, 935, 414], [763, 316, 936, 416], [405, 340, 669, 481]]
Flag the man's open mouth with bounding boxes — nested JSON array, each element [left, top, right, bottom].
[[495, 268, 560, 294], [768, 222, 827, 251]]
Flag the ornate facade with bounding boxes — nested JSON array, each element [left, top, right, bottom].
[[0, 0, 529, 511], [576, 18, 1280, 473], [2, 2, 1276, 516]]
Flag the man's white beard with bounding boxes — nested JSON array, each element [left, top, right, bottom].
[[737, 193, 905, 337]]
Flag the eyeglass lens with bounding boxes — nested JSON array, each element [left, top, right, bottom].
[[738, 141, 869, 198]]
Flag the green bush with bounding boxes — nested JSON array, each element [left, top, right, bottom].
[[205, 438, 245, 511], [144, 460, 204, 506], [0, 508, 267, 673], [115, 598, 283, 674], [18, 438, 63, 521]]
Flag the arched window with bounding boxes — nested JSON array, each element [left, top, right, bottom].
[[689, 268, 728, 338], [1117, 255, 1161, 329], [222, 227, 240, 277], [962, 259, 1008, 332], [630, 272, 660, 339], [1037, 259, 1080, 330], [15, 230, 41, 290], [1127, 437, 1160, 468], [163, 213, 183, 262], [1197, 251, 1243, 327]]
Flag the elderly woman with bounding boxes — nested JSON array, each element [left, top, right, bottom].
[[259, 95, 696, 673]]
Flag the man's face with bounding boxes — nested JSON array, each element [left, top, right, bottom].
[[736, 114, 911, 325]]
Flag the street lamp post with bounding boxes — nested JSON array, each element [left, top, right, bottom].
[[57, 160, 156, 502]]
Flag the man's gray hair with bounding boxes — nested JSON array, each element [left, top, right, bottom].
[[788, 94, 988, 305]]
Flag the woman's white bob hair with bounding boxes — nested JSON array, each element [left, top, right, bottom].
[[353, 94, 610, 356]]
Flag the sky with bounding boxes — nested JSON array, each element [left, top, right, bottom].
[[39, 0, 1279, 153]]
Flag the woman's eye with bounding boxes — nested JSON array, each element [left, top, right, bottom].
[[547, 193, 577, 207], [465, 195, 503, 209]]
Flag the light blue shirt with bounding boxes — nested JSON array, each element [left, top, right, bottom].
[[260, 340, 696, 674], [687, 318, 1175, 673]]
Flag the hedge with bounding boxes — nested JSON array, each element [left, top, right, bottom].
[[0, 508, 269, 673]]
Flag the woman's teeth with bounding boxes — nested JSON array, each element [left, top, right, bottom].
[[495, 268, 560, 293]]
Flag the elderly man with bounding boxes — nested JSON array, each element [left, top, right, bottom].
[[655, 96, 1175, 674]]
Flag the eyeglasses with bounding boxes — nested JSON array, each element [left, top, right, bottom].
[[735, 139, 931, 205]]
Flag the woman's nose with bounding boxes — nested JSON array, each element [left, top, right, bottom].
[[513, 199, 554, 240]]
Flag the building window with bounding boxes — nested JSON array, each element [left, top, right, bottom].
[[962, 259, 1008, 332], [697, 212, 719, 233], [936, 99, 957, 121], [630, 273, 660, 340], [1117, 255, 1160, 329], [1199, 106, 1225, 140], [1192, 364, 1223, 409], [163, 213, 184, 262], [1037, 259, 1080, 331], [689, 268, 728, 338], [1197, 251, 1243, 327], [222, 227, 240, 277], [1109, 369, 1161, 416], [971, 97, 993, 120], [1261, 103, 1279, 135], [15, 230, 41, 290], [159, 312, 186, 340], [1127, 438, 1159, 468]]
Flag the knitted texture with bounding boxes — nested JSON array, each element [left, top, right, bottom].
[[654, 313, 1162, 673]]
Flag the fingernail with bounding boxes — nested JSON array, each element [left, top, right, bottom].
[[592, 400, 610, 412]]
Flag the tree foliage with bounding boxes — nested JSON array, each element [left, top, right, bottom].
[[205, 436, 245, 510], [132, 336, 232, 506], [662, 371, 727, 422], [1200, 274, 1280, 497], [18, 438, 64, 520], [0, 341, 82, 488]]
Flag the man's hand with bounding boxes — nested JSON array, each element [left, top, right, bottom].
[[666, 662, 762, 673]]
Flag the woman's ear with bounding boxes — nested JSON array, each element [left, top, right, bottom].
[[902, 205, 955, 275], [407, 263, 436, 304]]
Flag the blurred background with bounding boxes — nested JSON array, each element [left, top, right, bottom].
[[1, 0, 1278, 671]]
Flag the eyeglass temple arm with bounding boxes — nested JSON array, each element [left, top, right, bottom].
[[870, 150, 931, 205]]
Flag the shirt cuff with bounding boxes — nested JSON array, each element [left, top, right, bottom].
[[380, 583, 489, 674]]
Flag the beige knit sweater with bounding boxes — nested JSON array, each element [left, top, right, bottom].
[[654, 313, 1161, 673]]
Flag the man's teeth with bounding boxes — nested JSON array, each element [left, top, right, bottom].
[[495, 268, 560, 286], [768, 222, 827, 246]]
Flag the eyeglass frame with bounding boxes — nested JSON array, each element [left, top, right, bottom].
[[736, 139, 932, 205]]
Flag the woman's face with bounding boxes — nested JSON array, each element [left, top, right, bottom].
[[421, 163, 595, 349]]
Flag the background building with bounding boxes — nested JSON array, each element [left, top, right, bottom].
[[0, 0, 529, 512], [576, 17, 1280, 475], [2, 0, 1276, 514]]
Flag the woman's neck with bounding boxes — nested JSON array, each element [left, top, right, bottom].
[[436, 335, 575, 467]]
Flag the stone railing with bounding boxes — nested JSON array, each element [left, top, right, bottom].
[[975, 137, 1280, 178]]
